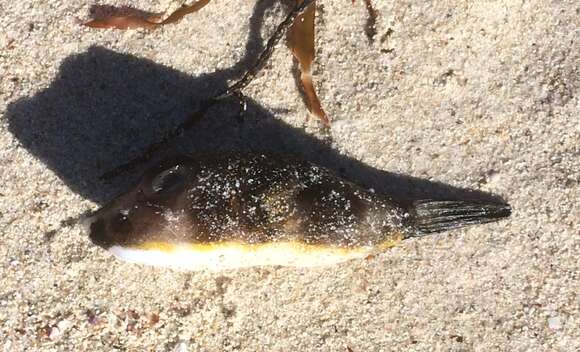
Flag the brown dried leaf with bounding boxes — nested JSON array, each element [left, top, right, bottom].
[[127, 309, 140, 320], [85, 0, 212, 30], [289, 0, 330, 126], [161, 0, 212, 25], [85, 15, 159, 30], [149, 313, 160, 326]]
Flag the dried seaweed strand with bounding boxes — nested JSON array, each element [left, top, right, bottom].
[[100, 0, 315, 180], [86, 0, 331, 126], [214, 0, 314, 100], [288, 0, 330, 126], [85, 0, 212, 29]]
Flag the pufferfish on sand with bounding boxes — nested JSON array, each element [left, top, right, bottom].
[[85, 155, 511, 271]]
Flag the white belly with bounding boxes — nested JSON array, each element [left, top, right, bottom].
[[107, 242, 373, 271]]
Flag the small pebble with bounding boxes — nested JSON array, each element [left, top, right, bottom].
[[173, 341, 189, 352], [548, 316, 562, 330]]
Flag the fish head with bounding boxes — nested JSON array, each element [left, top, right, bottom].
[[84, 157, 198, 249]]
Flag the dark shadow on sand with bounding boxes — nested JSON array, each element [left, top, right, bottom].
[[5, 1, 507, 210]]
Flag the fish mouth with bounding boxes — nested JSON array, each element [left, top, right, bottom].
[[81, 212, 114, 249]]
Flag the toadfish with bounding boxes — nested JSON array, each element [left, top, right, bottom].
[[85, 155, 511, 271]]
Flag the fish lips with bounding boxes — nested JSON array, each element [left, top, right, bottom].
[[81, 210, 115, 249]]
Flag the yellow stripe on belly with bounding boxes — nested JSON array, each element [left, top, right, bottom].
[[109, 235, 404, 271]]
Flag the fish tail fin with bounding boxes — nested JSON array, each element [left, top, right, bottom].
[[409, 200, 511, 235]]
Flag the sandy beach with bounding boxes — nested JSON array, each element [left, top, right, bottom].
[[0, 0, 578, 351]]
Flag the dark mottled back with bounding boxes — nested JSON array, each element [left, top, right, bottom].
[[88, 155, 412, 249]]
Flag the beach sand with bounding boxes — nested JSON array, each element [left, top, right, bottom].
[[0, 1, 578, 351]]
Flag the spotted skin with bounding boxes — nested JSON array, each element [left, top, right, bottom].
[[88, 155, 411, 254]]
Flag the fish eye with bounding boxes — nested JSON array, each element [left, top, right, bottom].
[[151, 165, 186, 194], [111, 211, 133, 234]]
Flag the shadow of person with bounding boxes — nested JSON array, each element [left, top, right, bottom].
[[5, 45, 506, 209], [5, 1, 507, 210]]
